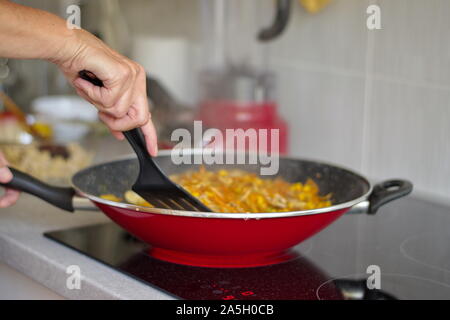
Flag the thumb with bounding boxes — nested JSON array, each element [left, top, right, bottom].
[[0, 167, 12, 184], [0, 153, 12, 184]]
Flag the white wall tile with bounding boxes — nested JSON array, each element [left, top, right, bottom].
[[274, 64, 366, 171], [119, 0, 201, 41], [81, 0, 450, 201], [367, 79, 450, 198], [268, 0, 370, 74], [373, 0, 450, 87]]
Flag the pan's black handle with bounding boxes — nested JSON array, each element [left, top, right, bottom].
[[0, 167, 75, 212], [368, 179, 413, 214]]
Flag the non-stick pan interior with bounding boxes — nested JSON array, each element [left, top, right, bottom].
[[72, 153, 370, 208]]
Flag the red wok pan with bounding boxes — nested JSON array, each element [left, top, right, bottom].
[[1, 150, 412, 268]]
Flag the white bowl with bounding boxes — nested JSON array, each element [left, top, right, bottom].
[[31, 95, 98, 143], [32, 95, 98, 122]]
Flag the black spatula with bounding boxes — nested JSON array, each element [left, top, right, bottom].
[[78, 70, 211, 212]]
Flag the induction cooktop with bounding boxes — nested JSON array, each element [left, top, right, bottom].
[[44, 196, 450, 300]]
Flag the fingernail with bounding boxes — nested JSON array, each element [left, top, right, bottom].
[[152, 144, 158, 157], [0, 167, 12, 183]]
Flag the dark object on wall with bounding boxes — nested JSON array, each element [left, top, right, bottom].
[[258, 0, 292, 41]]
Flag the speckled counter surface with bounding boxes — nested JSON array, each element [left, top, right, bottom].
[[0, 194, 174, 300]]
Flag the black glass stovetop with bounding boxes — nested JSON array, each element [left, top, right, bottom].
[[44, 196, 450, 300]]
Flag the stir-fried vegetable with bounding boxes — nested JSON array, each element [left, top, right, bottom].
[[100, 167, 332, 213]]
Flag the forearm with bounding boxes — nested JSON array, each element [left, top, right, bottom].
[[0, 0, 76, 62]]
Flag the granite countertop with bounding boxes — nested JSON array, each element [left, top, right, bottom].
[[0, 195, 174, 300], [0, 136, 173, 299]]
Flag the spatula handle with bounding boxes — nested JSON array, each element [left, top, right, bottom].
[[123, 128, 150, 161], [78, 70, 168, 184], [79, 70, 152, 154], [78, 70, 104, 87]]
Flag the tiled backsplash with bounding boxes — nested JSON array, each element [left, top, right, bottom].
[[120, 0, 450, 201], [9, 0, 449, 202], [264, 0, 450, 201]]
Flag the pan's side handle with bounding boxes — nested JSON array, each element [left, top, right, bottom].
[[348, 179, 413, 215], [368, 179, 413, 214], [1, 167, 75, 212]]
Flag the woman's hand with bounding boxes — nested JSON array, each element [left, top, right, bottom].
[[0, 152, 19, 208], [0, 1, 157, 156], [52, 29, 158, 156]]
